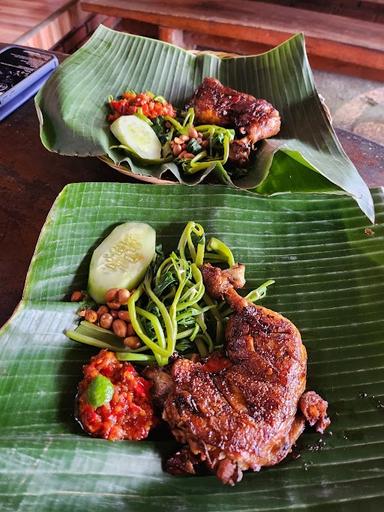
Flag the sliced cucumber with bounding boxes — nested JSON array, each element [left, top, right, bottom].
[[110, 115, 162, 161], [88, 222, 156, 304]]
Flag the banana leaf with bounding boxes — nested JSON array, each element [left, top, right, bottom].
[[0, 183, 383, 511], [35, 26, 374, 222]]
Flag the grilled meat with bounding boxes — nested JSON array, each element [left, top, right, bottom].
[[201, 262, 246, 297], [146, 263, 330, 485], [299, 390, 331, 434], [143, 365, 174, 409], [166, 446, 200, 475], [228, 139, 252, 167], [187, 77, 281, 166]]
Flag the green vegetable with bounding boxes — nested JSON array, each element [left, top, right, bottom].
[[151, 116, 171, 145], [124, 222, 272, 365], [110, 115, 161, 160], [66, 321, 129, 351], [153, 95, 166, 104], [206, 237, 235, 266], [212, 132, 224, 147], [135, 108, 153, 125], [153, 270, 177, 296], [73, 220, 274, 365], [87, 375, 114, 408], [187, 138, 202, 155], [115, 352, 157, 363], [181, 124, 232, 175], [88, 222, 156, 303]]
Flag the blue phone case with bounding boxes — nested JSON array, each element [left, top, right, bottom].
[[0, 45, 58, 121]]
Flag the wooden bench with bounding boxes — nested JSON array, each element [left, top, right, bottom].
[[81, 0, 384, 79]]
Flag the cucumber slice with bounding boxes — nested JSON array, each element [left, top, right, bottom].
[[88, 222, 156, 304], [110, 115, 162, 160]]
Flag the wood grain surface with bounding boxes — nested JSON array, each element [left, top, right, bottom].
[[0, 0, 76, 43], [81, 0, 384, 72]]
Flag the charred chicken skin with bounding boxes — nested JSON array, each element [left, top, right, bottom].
[[147, 263, 330, 485], [187, 77, 281, 166]]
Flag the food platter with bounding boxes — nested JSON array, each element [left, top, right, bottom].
[[35, 25, 373, 221], [0, 183, 383, 510]]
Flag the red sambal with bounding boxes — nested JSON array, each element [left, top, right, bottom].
[[108, 91, 176, 122], [77, 350, 154, 441]]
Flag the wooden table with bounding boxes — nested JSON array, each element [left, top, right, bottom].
[[0, 60, 383, 328]]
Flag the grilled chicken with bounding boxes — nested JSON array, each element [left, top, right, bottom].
[[187, 77, 281, 166], [146, 263, 330, 485]]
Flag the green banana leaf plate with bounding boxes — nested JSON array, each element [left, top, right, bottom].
[[1, 183, 383, 511], [35, 25, 374, 222]]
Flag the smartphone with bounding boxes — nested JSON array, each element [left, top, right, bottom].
[[0, 45, 58, 121]]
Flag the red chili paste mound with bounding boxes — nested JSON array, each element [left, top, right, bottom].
[[108, 91, 176, 122], [77, 349, 154, 440]]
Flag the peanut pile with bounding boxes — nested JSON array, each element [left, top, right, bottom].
[[170, 126, 208, 159], [71, 288, 141, 349]]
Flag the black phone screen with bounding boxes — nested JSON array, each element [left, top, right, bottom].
[[0, 47, 54, 96]]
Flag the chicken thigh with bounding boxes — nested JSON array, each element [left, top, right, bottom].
[[187, 77, 281, 166], [147, 263, 330, 485]]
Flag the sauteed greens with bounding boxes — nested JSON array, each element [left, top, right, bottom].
[[66, 222, 274, 366], [109, 98, 236, 179]]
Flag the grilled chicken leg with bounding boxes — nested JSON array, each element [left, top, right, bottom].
[[187, 77, 281, 166], [147, 263, 330, 485]]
